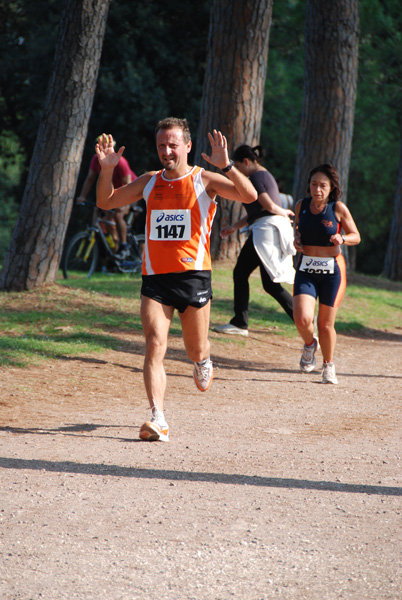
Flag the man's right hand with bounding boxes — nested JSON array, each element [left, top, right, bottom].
[[95, 134, 125, 170]]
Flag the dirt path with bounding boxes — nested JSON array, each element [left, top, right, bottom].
[[0, 327, 401, 599]]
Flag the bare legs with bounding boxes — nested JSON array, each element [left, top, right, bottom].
[[316, 304, 338, 362], [293, 294, 338, 363], [114, 206, 129, 245], [179, 302, 211, 363], [141, 296, 173, 412], [141, 296, 211, 411]]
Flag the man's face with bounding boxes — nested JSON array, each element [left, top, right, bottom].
[[156, 127, 192, 172]]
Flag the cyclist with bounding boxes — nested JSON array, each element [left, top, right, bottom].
[[77, 136, 137, 259]]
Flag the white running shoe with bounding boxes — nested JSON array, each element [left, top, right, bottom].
[[139, 408, 169, 442], [321, 362, 339, 384], [193, 358, 213, 392], [214, 323, 248, 337], [300, 337, 319, 372]]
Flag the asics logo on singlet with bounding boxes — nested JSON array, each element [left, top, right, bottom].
[[305, 258, 330, 268], [156, 212, 185, 223]]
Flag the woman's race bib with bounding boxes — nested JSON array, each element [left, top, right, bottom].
[[299, 255, 335, 274]]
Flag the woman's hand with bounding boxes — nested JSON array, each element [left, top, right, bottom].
[[293, 233, 303, 252], [330, 233, 344, 246], [284, 208, 295, 221], [220, 224, 236, 240]]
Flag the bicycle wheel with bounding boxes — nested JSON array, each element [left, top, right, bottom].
[[63, 231, 99, 279]]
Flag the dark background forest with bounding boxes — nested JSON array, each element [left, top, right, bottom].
[[1, 0, 401, 275]]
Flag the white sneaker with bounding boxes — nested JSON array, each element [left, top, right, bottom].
[[139, 408, 169, 442], [214, 323, 248, 337], [193, 358, 213, 392], [300, 337, 319, 372], [321, 362, 338, 384]]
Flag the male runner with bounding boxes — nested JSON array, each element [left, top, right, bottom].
[[96, 118, 257, 441]]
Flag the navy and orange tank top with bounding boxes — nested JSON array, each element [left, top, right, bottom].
[[142, 166, 217, 275], [298, 197, 341, 247]]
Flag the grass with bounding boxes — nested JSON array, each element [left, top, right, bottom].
[[210, 264, 402, 338], [0, 265, 401, 367]]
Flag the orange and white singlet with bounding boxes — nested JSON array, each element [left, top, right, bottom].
[[142, 166, 217, 275]]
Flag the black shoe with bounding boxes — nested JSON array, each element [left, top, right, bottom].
[[115, 246, 130, 260]]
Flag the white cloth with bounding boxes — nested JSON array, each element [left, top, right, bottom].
[[249, 215, 296, 284], [279, 193, 294, 210]]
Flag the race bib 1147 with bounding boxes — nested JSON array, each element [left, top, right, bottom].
[[149, 209, 191, 241]]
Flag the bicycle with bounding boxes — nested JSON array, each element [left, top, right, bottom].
[[63, 202, 145, 280]]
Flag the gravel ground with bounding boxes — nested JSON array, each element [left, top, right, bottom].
[[0, 328, 401, 599]]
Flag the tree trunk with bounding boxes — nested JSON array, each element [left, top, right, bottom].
[[293, 0, 359, 218], [383, 127, 402, 280], [0, 0, 110, 291], [194, 0, 273, 260]]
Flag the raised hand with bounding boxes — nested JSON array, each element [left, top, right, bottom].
[[201, 129, 230, 170], [95, 133, 125, 170]]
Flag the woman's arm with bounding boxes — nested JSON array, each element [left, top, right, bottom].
[[293, 200, 303, 252], [76, 168, 97, 203], [332, 202, 361, 246], [219, 215, 249, 239], [258, 192, 294, 220]]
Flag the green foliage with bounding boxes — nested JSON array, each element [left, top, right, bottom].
[[261, 0, 402, 275], [0, 0, 62, 261], [84, 0, 212, 177], [0, 131, 24, 258], [0, 0, 211, 261], [349, 0, 402, 274], [261, 0, 305, 194], [0, 0, 401, 275], [0, 0, 61, 164]]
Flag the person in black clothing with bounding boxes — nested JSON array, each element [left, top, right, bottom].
[[214, 144, 295, 337]]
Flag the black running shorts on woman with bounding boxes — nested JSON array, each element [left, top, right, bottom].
[[294, 254, 346, 308]]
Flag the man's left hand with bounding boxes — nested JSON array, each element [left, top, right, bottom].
[[201, 129, 230, 170]]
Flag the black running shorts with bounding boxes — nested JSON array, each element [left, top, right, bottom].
[[141, 270, 213, 313]]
